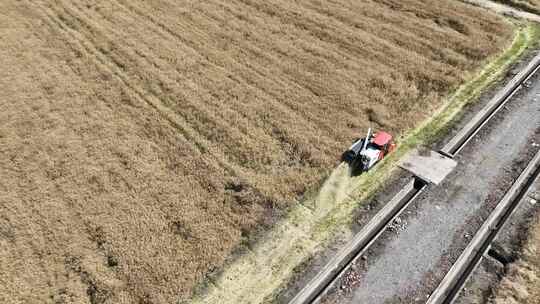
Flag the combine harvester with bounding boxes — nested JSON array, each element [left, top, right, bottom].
[[342, 128, 396, 172]]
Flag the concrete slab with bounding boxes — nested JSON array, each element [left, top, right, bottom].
[[399, 149, 457, 185]]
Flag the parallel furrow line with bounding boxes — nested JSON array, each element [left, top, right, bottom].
[[32, 1, 238, 178], [60, 0, 279, 167], [109, 0, 342, 158], [296, 0, 460, 67]]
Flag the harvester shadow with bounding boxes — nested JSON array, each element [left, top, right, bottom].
[[344, 159, 365, 177]]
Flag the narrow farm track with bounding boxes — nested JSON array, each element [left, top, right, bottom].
[[0, 0, 519, 303]]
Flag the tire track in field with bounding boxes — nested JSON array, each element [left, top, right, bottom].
[[188, 0, 369, 106], [64, 0, 328, 172], [238, 0, 423, 74], [29, 2, 230, 191], [101, 0, 342, 165], [112, 0, 348, 135], [33, 0, 268, 253], [111, 0, 377, 161], [8, 4, 263, 302], [308, 0, 486, 67], [198, 0, 409, 127], [191, 0, 367, 88], [203, 0, 383, 123], [30, 1, 239, 179], [194, 0, 389, 126], [213, 0, 406, 116], [0, 7, 138, 301], [239, 0, 469, 80], [34, 1, 288, 216], [187, 0, 367, 118], [59, 0, 284, 170], [66, 0, 314, 168], [207, 0, 371, 71], [234, 0, 386, 62]]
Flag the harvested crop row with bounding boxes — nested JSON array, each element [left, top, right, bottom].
[[0, 0, 513, 303]]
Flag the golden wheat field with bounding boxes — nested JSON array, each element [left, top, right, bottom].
[[0, 0, 513, 303]]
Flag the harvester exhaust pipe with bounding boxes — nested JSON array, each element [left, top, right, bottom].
[[361, 128, 372, 154], [357, 127, 372, 172]]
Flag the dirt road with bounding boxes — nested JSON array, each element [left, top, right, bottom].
[[319, 56, 540, 304]]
